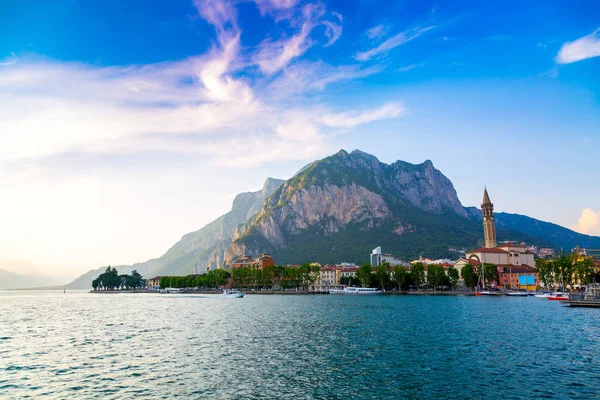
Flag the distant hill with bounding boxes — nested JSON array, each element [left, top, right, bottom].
[[0, 268, 61, 290]]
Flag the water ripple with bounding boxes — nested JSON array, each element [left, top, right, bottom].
[[1, 292, 600, 398]]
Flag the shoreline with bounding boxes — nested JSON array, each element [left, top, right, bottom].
[[88, 289, 474, 296]]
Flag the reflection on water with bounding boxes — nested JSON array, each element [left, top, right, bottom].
[[1, 291, 599, 399]]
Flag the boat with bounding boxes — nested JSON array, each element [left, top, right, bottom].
[[474, 290, 503, 296], [221, 289, 245, 298], [534, 292, 552, 298], [506, 292, 528, 297], [547, 293, 569, 301], [474, 263, 503, 296], [329, 287, 382, 294]]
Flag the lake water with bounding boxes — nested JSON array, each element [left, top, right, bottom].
[[1, 291, 599, 399]]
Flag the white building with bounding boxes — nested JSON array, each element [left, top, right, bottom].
[[370, 247, 410, 267]]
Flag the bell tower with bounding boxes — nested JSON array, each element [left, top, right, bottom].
[[482, 187, 497, 248]]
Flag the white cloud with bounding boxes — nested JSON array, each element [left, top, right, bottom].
[[269, 61, 381, 96], [556, 28, 600, 64], [395, 62, 425, 72], [572, 208, 600, 236], [254, 3, 331, 74], [355, 25, 436, 61], [0, 0, 405, 273], [322, 20, 343, 47], [319, 102, 404, 128], [366, 24, 387, 40]]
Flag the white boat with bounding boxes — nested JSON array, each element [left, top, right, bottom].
[[506, 292, 528, 297], [534, 293, 552, 298], [329, 287, 382, 294], [474, 290, 503, 296], [221, 289, 245, 298]]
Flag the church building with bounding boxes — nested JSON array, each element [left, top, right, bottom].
[[455, 188, 539, 289]]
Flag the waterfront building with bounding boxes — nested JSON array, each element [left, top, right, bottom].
[[147, 276, 162, 290], [318, 265, 337, 286], [337, 266, 359, 281], [370, 247, 410, 267], [232, 254, 276, 269]]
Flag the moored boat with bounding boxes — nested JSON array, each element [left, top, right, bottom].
[[506, 292, 528, 297], [221, 289, 245, 298], [547, 293, 569, 301], [474, 291, 503, 296], [329, 287, 382, 294]]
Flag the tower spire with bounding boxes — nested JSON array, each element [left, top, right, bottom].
[[481, 187, 497, 248], [483, 186, 491, 205]]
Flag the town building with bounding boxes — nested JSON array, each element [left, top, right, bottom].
[[232, 254, 276, 269], [147, 276, 162, 290], [317, 265, 337, 286], [370, 247, 410, 267]]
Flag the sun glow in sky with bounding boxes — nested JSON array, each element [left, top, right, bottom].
[[1, 0, 599, 278]]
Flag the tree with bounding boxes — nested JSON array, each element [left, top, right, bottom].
[[394, 265, 408, 290], [554, 255, 573, 289], [298, 263, 320, 289], [92, 279, 99, 291], [357, 264, 373, 287], [159, 276, 169, 289], [461, 264, 478, 290], [478, 263, 498, 288], [535, 258, 554, 289], [428, 264, 448, 291], [375, 262, 391, 290], [573, 258, 595, 287], [447, 266, 459, 290], [410, 263, 425, 289], [261, 265, 276, 288]]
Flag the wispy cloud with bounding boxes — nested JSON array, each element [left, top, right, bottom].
[[0, 1, 400, 169], [269, 61, 381, 96], [366, 24, 387, 40], [556, 28, 600, 64], [254, 4, 342, 74], [0, 52, 17, 66], [355, 25, 436, 61], [395, 62, 426, 72], [319, 102, 404, 128]]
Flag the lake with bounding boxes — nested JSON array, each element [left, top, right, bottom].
[[1, 291, 599, 399]]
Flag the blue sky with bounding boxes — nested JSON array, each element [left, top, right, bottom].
[[1, 0, 599, 277]]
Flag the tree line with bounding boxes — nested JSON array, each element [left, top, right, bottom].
[[231, 264, 320, 290], [159, 269, 230, 289], [92, 266, 145, 290], [535, 255, 597, 290], [344, 262, 461, 291]]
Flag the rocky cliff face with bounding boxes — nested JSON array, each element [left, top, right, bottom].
[[224, 149, 468, 264]]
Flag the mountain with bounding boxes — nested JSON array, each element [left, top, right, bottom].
[[0, 268, 61, 289], [465, 207, 600, 250], [64, 149, 600, 288], [223, 150, 550, 265], [64, 178, 285, 289]]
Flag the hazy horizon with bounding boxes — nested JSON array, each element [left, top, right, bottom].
[[1, 0, 599, 277]]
